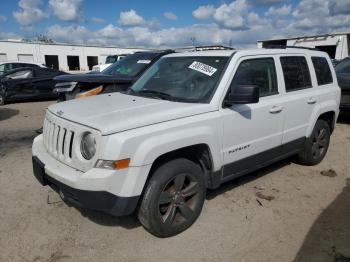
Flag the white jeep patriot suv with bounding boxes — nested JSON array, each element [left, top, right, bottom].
[[32, 48, 340, 237]]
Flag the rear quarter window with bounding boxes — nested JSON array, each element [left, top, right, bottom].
[[311, 57, 333, 85], [280, 56, 312, 92]]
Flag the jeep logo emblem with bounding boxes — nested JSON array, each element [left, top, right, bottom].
[[57, 110, 64, 116]]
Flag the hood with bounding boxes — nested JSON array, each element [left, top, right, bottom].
[[54, 73, 134, 84], [48, 93, 216, 135]]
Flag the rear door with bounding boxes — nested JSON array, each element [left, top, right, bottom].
[[221, 56, 285, 179], [278, 55, 316, 144]]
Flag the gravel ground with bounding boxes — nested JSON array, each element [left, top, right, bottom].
[[0, 101, 349, 262]]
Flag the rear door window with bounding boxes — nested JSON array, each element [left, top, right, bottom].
[[231, 58, 278, 97], [280, 56, 312, 92], [311, 57, 333, 85]]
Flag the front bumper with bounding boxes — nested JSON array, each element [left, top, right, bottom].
[[32, 135, 151, 216], [32, 156, 138, 216]]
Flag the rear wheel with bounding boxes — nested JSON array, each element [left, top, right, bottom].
[[297, 119, 330, 165], [138, 158, 206, 238]]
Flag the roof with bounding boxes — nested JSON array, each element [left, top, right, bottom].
[[165, 47, 328, 58], [0, 61, 46, 66], [166, 50, 236, 57], [257, 31, 350, 43]]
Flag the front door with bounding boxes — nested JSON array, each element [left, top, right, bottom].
[[221, 56, 285, 179]]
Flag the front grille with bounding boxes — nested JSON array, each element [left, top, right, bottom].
[[43, 118, 75, 161]]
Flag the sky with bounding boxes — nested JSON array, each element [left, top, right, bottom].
[[0, 0, 349, 48]]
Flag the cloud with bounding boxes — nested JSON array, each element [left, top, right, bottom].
[[6, 0, 350, 49], [163, 12, 178, 20], [212, 0, 248, 29], [92, 17, 105, 24], [192, 5, 215, 20], [0, 31, 21, 40], [13, 0, 47, 26], [119, 9, 145, 26], [329, 0, 350, 15], [49, 0, 83, 21], [248, 0, 286, 5], [265, 4, 291, 16]]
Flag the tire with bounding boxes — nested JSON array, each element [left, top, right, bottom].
[[138, 158, 206, 238], [297, 119, 331, 166]]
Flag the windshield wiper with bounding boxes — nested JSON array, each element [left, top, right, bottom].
[[137, 89, 177, 101]]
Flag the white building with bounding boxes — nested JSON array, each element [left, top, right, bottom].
[[0, 40, 148, 71], [257, 32, 350, 60]]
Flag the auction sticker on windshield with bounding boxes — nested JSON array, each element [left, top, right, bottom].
[[137, 60, 151, 64], [188, 61, 217, 76]]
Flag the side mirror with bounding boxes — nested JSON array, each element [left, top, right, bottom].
[[224, 85, 259, 107]]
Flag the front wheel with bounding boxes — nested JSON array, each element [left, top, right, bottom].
[[297, 119, 331, 165], [138, 158, 206, 238]]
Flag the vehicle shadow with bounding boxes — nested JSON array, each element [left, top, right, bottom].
[[206, 158, 292, 200], [0, 108, 19, 121], [338, 111, 350, 124], [76, 208, 141, 229], [293, 178, 350, 262]]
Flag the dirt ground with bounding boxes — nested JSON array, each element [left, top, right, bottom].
[[0, 100, 350, 262]]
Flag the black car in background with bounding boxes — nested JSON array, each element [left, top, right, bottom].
[[335, 57, 350, 111], [0, 67, 67, 105], [54, 50, 174, 101]]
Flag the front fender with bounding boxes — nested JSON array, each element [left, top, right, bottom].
[[132, 126, 222, 170]]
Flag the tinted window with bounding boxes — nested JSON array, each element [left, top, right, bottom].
[[6, 69, 33, 79], [4, 63, 12, 71], [103, 53, 158, 77], [231, 58, 278, 97], [34, 68, 57, 77], [280, 56, 312, 92], [311, 57, 333, 85], [335, 58, 350, 74]]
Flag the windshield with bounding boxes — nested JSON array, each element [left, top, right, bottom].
[[335, 58, 350, 74], [102, 53, 156, 77], [130, 56, 229, 103], [105, 56, 118, 64]]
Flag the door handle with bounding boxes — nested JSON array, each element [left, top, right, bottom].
[[307, 98, 317, 104], [269, 105, 283, 114]]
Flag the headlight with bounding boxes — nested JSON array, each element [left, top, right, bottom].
[[76, 86, 103, 99], [80, 132, 96, 160]]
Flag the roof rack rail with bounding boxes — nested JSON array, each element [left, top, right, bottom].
[[175, 45, 235, 52], [263, 45, 319, 51]]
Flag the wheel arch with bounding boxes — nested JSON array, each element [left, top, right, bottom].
[[306, 101, 338, 137]]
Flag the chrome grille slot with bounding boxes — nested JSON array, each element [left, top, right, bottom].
[[42, 111, 100, 172], [69, 131, 75, 158], [43, 118, 75, 160]]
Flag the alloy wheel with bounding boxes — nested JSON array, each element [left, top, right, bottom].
[[158, 173, 200, 226], [311, 127, 328, 159]]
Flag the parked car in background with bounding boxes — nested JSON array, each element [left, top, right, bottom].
[[92, 54, 128, 72], [32, 47, 340, 237], [331, 59, 341, 68], [54, 50, 174, 101], [0, 61, 46, 76], [0, 67, 67, 105], [335, 57, 350, 110]]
